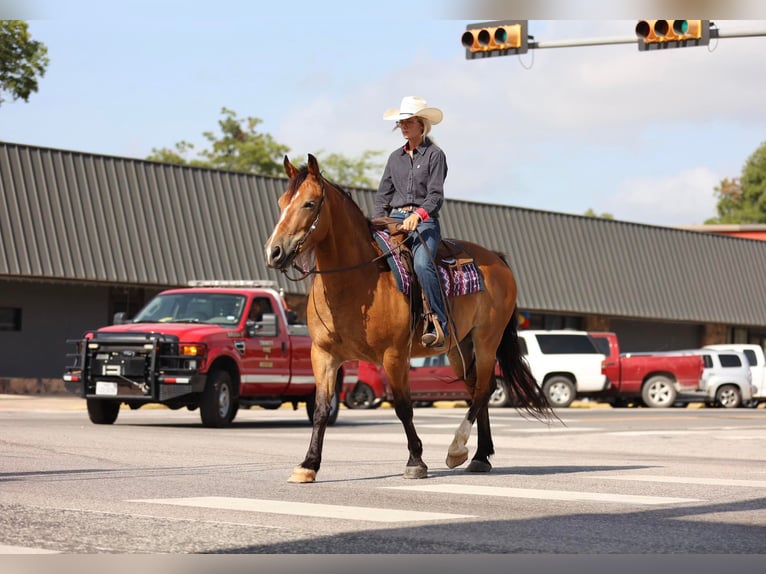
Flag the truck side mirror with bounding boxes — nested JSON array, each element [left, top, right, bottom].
[[248, 313, 278, 337], [113, 311, 129, 325]]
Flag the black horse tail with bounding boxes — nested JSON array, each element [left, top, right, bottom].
[[496, 308, 557, 423]]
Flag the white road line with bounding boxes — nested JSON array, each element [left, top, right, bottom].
[[592, 474, 766, 488], [0, 544, 58, 554], [129, 496, 474, 523], [384, 484, 700, 505]]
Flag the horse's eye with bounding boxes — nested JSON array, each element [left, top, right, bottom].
[[303, 201, 316, 210]]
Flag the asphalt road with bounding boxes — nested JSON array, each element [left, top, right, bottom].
[[1, 395, 765, 558]]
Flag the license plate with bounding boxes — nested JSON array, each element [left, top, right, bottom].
[[96, 381, 118, 396]]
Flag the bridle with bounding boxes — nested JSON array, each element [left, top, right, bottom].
[[279, 176, 404, 282]]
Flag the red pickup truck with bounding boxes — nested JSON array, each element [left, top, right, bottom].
[[63, 281, 357, 427], [590, 332, 704, 408]]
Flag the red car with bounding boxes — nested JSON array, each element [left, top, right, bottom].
[[342, 354, 511, 409]]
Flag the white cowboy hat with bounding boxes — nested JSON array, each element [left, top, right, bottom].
[[383, 96, 443, 125]]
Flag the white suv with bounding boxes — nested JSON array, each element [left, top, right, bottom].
[[517, 330, 607, 408], [678, 349, 753, 408]]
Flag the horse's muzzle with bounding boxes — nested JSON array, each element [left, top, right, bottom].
[[265, 241, 300, 271]]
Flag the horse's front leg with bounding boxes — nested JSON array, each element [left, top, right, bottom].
[[384, 355, 428, 479], [288, 347, 340, 483]]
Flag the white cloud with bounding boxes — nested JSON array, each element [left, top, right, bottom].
[[606, 167, 721, 225]]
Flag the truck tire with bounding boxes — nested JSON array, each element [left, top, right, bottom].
[[87, 399, 120, 425], [714, 384, 741, 408], [200, 369, 237, 428], [306, 377, 341, 426], [641, 375, 676, 408], [542, 376, 576, 408], [344, 382, 378, 409], [488, 377, 511, 408]]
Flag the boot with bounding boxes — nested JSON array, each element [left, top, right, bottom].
[[421, 313, 445, 348]]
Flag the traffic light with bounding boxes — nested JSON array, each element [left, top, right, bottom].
[[462, 20, 529, 59], [635, 20, 711, 51]]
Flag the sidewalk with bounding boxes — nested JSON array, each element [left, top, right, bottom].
[[0, 394, 85, 411]]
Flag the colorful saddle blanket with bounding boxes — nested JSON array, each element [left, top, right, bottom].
[[373, 231, 485, 297]]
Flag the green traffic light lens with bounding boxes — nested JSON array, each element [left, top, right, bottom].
[[494, 28, 508, 44], [673, 20, 689, 34]]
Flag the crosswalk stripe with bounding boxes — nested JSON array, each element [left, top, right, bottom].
[[593, 474, 766, 488], [384, 484, 700, 505], [129, 496, 474, 523], [0, 544, 58, 554]]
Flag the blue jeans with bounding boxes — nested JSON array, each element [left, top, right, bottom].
[[389, 212, 448, 337]]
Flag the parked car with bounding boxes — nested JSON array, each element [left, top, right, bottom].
[[673, 348, 754, 408], [517, 330, 606, 408], [589, 331, 705, 408], [704, 344, 766, 407], [342, 354, 511, 409]]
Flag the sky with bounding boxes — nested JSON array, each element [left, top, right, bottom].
[[2, 1, 766, 228]]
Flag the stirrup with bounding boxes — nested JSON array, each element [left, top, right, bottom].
[[421, 316, 446, 348]]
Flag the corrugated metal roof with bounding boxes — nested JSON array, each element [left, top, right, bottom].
[[3, 141, 766, 326]]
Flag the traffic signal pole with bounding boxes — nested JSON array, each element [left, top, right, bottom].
[[527, 26, 766, 51], [463, 20, 766, 59]]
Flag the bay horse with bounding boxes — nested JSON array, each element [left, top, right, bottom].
[[265, 154, 554, 483]]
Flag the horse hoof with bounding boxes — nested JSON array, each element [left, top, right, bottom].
[[446, 450, 468, 469], [466, 460, 492, 473], [287, 466, 316, 483], [404, 464, 428, 479]]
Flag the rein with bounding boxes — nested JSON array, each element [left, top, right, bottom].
[[279, 177, 405, 282]]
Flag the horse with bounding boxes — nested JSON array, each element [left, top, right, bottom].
[[265, 154, 554, 483]]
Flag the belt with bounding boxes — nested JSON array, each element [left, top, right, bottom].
[[395, 206, 417, 213]]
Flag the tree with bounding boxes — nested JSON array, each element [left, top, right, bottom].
[[0, 21, 50, 107], [311, 149, 384, 188], [707, 141, 766, 224], [148, 107, 383, 186], [148, 107, 289, 177], [584, 208, 614, 220]]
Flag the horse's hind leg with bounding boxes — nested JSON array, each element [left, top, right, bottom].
[[446, 340, 475, 469], [466, 403, 493, 472], [446, 337, 495, 472], [384, 355, 428, 479]]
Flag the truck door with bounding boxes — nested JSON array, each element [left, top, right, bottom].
[[240, 296, 290, 395]]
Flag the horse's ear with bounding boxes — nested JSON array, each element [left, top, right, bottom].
[[284, 155, 298, 179], [307, 154, 320, 178]]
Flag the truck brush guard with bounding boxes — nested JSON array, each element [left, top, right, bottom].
[[64, 332, 206, 401]]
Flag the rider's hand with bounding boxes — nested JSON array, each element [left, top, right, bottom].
[[400, 213, 421, 232]]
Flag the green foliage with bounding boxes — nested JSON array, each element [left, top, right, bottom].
[[0, 20, 49, 106], [313, 149, 384, 188], [584, 208, 614, 220], [147, 107, 383, 187], [148, 108, 289, 177], [707, 141, 766, 224]]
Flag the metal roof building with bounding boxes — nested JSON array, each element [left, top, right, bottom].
[[2, 141, 766, 379]]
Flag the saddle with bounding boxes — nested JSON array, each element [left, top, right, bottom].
[[369, 217, 476, 272]]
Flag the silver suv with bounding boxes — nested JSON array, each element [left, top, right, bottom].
[[677, 349, 753, 408]]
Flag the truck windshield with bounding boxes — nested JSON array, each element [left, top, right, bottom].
[[132, 293, 246, 326]]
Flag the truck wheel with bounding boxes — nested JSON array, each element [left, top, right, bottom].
[[87, 399, 120, 424], [200, 369, 236, 428], [488, 378, 511, 408], [715, 384, 741, 408], [542, 376, 575, 408], [306, 377, 341, 426], [344, 382, 377, 409], [641, 375, 676, 408]]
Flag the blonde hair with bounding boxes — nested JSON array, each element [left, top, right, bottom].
[[393, 117, 432, 137]]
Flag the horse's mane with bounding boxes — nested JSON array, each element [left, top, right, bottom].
[[289, 165, 369, 223]]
